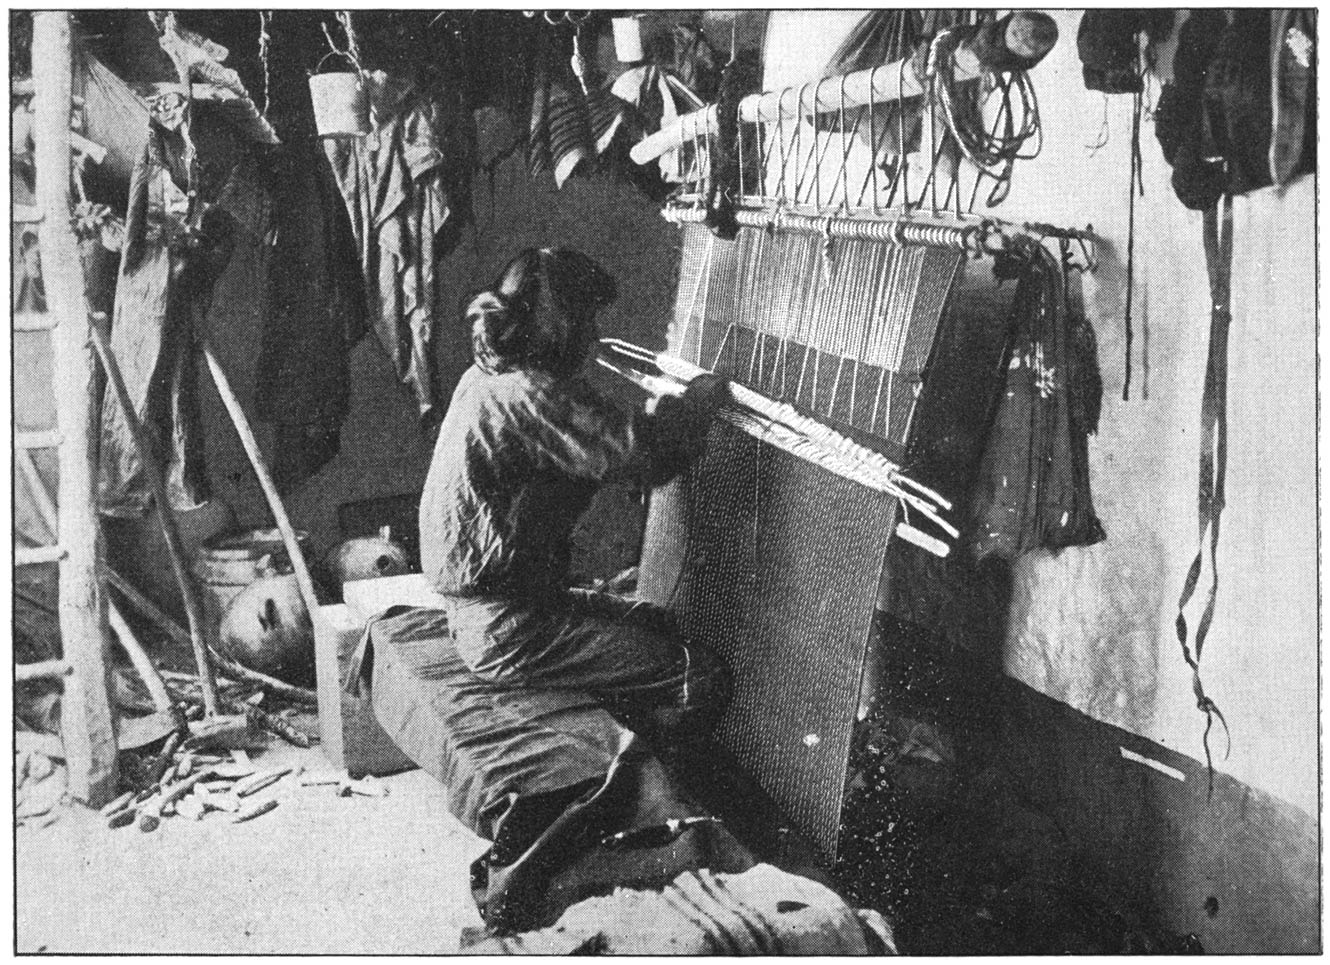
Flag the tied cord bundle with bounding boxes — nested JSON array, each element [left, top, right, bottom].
[[598, 338, 957, 558], [928, 25, 1043, 207]]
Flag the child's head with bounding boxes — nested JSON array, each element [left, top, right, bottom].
[[466, 248, 617, 377]]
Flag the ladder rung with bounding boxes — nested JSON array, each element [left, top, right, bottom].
[[17, 430, 63, 449], [16, 545, 67, 566], [15, 312, 58, 332], [16, 659, 71, 683], [14, 205, 42, 224]]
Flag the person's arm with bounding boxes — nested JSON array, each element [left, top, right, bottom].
[[629, 374, 729, 486], [527, 375, 729, 487]]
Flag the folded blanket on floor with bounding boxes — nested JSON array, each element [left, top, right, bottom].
[[461, 862, 897, 954]]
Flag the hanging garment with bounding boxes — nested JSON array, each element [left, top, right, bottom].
[[324, 76, 473, 423], [527, 25, 626, 188], [1159, 11, 1286, 211], [1270, 9, 1316, 185], [254, 140, 367, 493], [611, 65, 702, 186], [970, 248, 1105, 560], [241, 12, 369, 493], [98, 125, 211, 516], [97, 97, 270, 518]]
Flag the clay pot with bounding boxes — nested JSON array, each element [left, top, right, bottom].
[[323, 527, 411, 600], [218, 572, 315, 687]]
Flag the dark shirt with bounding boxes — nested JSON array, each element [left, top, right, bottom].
[[421, 366, 687, 600]]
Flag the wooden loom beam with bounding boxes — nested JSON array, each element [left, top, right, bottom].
[[32, 10, 119, 806], [631, 12, 1058, 166]]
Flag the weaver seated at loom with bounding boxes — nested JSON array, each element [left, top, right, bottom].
[[349, 247, 806, 931]]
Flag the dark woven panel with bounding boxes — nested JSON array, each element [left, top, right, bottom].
[[638, 422, 896, 856]]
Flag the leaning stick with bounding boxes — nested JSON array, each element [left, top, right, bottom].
[[17, 442, 177, 713], [197, 339, 321, 638], [101, 563, 319, 707], [88, 313, 221, 716], [107, 600, 174, 713]]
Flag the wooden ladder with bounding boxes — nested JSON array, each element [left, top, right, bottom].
[[15, 12, 119, 806]]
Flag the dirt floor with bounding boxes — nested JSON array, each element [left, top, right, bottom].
[[16, 739, 490, 954]]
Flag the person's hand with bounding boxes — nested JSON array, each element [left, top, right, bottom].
[[682, 373, 730, 417]]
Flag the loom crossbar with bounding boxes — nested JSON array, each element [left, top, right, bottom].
[[631, 13, 1058, 165]]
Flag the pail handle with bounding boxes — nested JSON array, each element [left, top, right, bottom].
[[312, 49, 362, 76]]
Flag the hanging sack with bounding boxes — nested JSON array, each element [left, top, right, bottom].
[[1077, 10, 1175, 94], [1201, 10, 1275, 198], [1154, 10, 1228, 210]]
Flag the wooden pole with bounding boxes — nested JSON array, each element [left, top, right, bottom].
[[33, 11, 118, 805], [87, 315, 223, 717], [630, 12, 1059, 165], [198, 341, 338, 751], [107, 602, 175, 713], [101, 563, 320, 707], [198, 342, 321, 619]]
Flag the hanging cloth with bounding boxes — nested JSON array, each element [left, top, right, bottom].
[[255, 139, 367, 493], [98, 122, 213, 517], [324, 76, 472, 424], [1174, 195, 1234, 795], [611, 65, 702, 186], [970, 247, 1105, 560], [95, 18, 273, 516], [74, 45, 151, 188], [527, 23, 626, 188]]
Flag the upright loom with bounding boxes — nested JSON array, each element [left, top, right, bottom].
[[609, 14, 1094, 859]]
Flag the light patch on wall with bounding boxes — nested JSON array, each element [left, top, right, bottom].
[[1006, 522, 1166, 733]]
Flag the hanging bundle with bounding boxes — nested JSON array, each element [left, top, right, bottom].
[[1076, 10, 1174, 94], [928, 18, 1044, 208], [970, 244, 1105, 560]]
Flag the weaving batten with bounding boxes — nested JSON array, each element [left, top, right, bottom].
[[598, 340, 956, 550]]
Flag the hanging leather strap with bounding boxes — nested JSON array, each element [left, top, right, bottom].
[[1174, 194, 1234, 795]]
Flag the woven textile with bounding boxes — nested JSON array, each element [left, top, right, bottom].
[[638, 422, 896, 856], [640, 216, 967, 855], [670, 222, 962, 453]]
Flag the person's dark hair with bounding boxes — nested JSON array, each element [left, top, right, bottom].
[[466, 248, 616, 377]]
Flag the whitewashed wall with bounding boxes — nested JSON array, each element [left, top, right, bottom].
[[764, 10, 1318, 817]]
